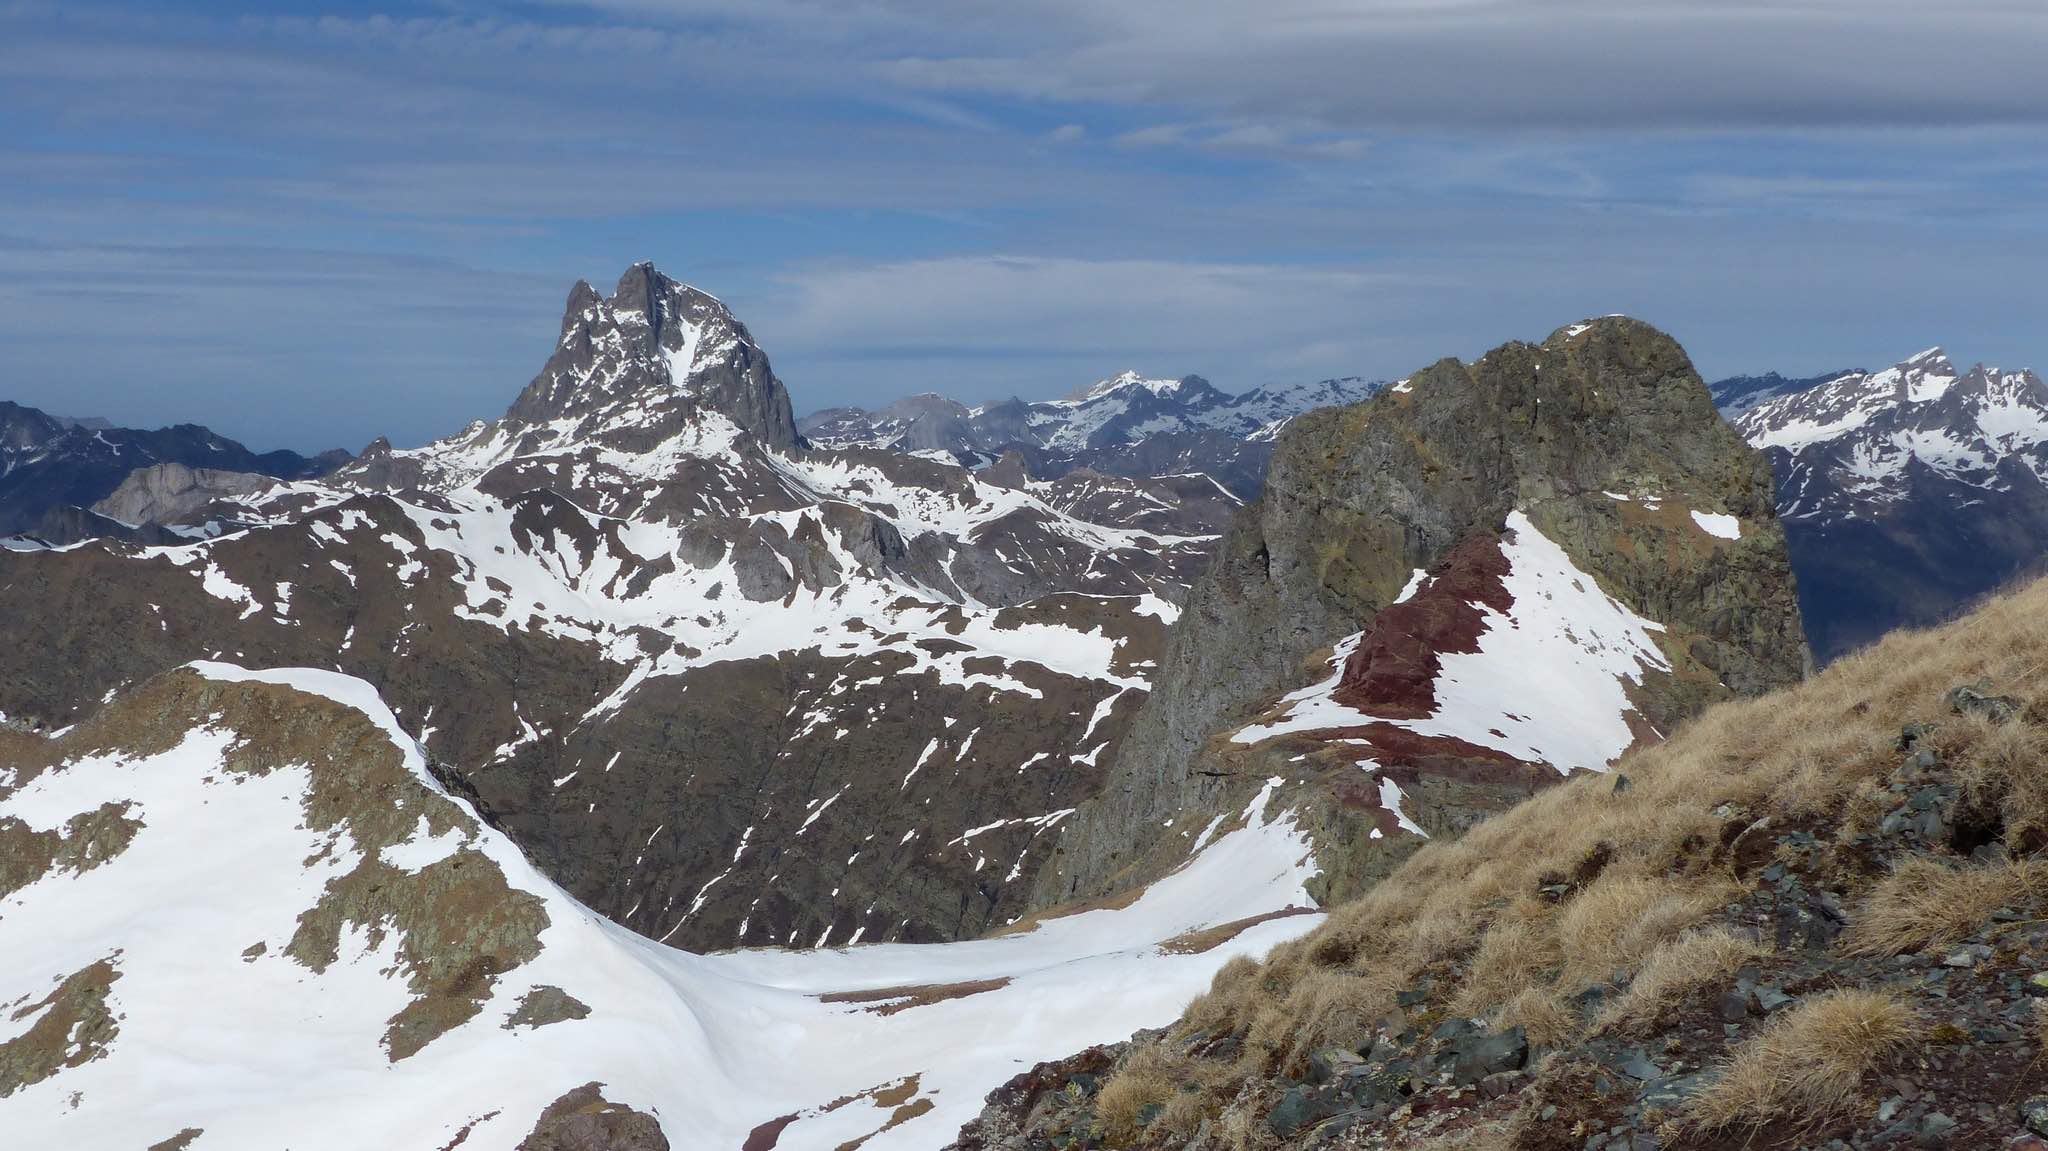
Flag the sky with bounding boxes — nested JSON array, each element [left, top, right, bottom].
[[4, 1, 2048, 452]]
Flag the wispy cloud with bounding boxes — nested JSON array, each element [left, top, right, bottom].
[[1, 0, 2046, 448]]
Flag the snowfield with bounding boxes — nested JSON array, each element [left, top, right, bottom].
[[0, 664, 1322, 1150]]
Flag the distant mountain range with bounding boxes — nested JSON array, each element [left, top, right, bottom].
[[0, 400, 349, 540], [802, 372, 1382, 496], [1709, 348, 2048, 662]]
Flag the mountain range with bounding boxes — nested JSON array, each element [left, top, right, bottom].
[[802, 372, 1381, 497], [1709, 347, 2048, 661], [0, 401, 349, 541], [0, 264, 2040, 1149]]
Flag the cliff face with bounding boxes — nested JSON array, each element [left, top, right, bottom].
[[1032, 317, 1809, 912]]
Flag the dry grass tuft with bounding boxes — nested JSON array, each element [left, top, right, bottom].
[[1452, 914, 1562, 1018], [1593, 928, 1766, 1034], [1687, 989, 1918, 1131], [1248, 967, 1398, 1077], [1845, 856, 2044, 957], [1555, 875, 1733, 991], [1094, 1046, 1223, 1147], [1094, 1056, 1173, 1147], [1956, 713, 2048, 848], [1493, 987, 1582, 1048]]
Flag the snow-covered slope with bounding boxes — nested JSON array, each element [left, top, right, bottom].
[[800, 371, 1381, 496], [1230, 510, 1673, 777], [1712, 348, 2048, 661], [0, 264, 1236, 954], [0, 663, 1321, 1150]]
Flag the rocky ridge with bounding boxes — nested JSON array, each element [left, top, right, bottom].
[[1033, 317, 1807, 922], [0, 400, 348, 540]]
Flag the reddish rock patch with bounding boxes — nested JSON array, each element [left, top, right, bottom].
[[1331, 531, 1510, 720], [1156, 907, 1321, 955], [818, 977, 1011, 1016], [743, 1113, 798, 1151]]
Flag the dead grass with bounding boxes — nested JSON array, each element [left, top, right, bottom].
[[1956, 713, 2048, 848], [1555, 875, 1735, 992], [1451, 914, 1561, 1018], [1687, 989, 1919, 1131], [1493, 987, 1582, 1048], [1157, 907, 1320, 956], [1247, 966, 1399, 1077], [1093, 1055, 1174, 1146], [1094, 1046, 1226, 1147], [1844, 856, 2045, 957], [1089, 575, 2048, 1141], [1592, 928, 1766, 1034]]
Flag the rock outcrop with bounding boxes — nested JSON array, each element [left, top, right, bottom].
[[91, 462, 273, 526], [1033, 317, 1808, 914]]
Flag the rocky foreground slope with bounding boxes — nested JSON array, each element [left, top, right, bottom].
[[0, 263, 1235, 953], [1032, 317, 1808, 920], [1711, 349, 2048, 663], [958, 548, 2048, 1151]]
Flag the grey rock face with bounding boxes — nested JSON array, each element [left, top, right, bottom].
[[507, 262, 799, 451], [91, 462, 272, 526]]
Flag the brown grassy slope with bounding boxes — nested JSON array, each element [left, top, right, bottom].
[[1081, 574, 2048, 1148]]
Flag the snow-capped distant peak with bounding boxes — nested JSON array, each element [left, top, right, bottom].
[[1864, 346, 1958, 404], [1066, 370, 1186, 404], [1720, 346, 2048, 523]]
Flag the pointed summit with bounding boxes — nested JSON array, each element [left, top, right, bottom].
[[507, 262, 798, 450], [1867, 346, 1960, 404]]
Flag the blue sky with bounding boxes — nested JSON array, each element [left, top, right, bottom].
[[4, 0, 2048, 451]]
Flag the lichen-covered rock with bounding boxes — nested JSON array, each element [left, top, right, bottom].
[[517, 1082, 668, 1151], [0, 956, 122, 1098]]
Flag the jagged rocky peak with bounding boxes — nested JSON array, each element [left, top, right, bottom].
[[506, 261, 799, 450]]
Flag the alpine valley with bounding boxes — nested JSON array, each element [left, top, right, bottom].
[[2, 265, 2035, 1151]]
